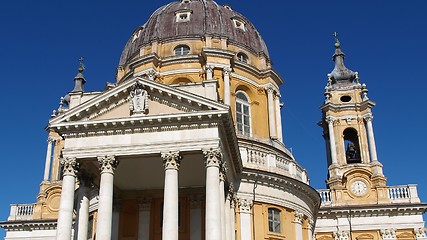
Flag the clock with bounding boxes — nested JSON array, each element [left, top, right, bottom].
[[350, 180, 368, 196]]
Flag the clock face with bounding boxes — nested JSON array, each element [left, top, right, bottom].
[[350, 180, 368, 196]]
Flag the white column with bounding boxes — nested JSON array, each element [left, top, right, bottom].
[[225, 190, 232, 240], [56, 157, 79, 240], [95, 155, 119, 240], [161, 151, 182, 240], [364, 114, 378, 162], [75, 175, 90, 240], [190, 195, 202, 240], [203, 148, 222, 240], [230, 197, 236, 240], [238, 198, 252, 240], [223, 67, 231, 105], [294, 211, 304, 240], [138, 198, 152, 240], [43, 137, 54, 181], [274, 94, 283, 142], [206, 65, 214, 80], [265, 86, 277, 139], [326, 117, 338, 165], [308, 218, 314, 240], [219, 171, 226, 240]]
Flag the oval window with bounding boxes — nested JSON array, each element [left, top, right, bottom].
[[340, 95, 352, 102]]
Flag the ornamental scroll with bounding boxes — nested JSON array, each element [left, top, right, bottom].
[[130, 82, 149, 115]]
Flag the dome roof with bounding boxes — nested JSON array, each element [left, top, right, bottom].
[[119, 0, 270, 67]]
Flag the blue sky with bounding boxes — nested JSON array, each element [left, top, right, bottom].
[[0, 0, 426, 236]]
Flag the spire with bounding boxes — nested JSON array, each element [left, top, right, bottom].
[[71, 57, 86, 92], [328, 32, 356, 84]]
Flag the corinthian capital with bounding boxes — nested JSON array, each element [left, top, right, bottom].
[[222, 67, 232, 76], [161, 151, 182, 170], [364, 113, 373, 122], [205, 65, 214, 73], [203, 148, 222, 168], [264, 85, 275, 95], [98, 155, 119, 174], [325, 116, 335, 124], [60, 157, 79, 177], [294, 211, 304, 224], [238, 198, 252, 213]]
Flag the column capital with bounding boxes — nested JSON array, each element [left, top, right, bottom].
[[161, 151, 182, 170], [97, 155, 119, 174], [415, 228, 427, 238], [203, 148, 222, 168], [264, 85, 275, 95], [222, 67, 232, 76], [293, 210, 304, 224], [238, 198, 252, 213], [205, 64, 214, 73], [333, 231, 350, 240], [364, 113, 374, 122], [60, 157, 80, 177], [307, 218, 314, 231], [380, 228, 396, 239], [325, 116, 336, 124]]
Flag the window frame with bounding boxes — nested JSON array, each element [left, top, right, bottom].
[[267, 207, 282, 234], [174, 45, 190, 56], [237, 52, 249, 63], [235, 91, 251, 137]]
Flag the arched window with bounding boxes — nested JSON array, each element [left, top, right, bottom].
[[343, 128, 361, 164], [174, 45, 190, 56], [235, 91, 251, 136], [268, 208, 281, 233], [237, 52, 249, 63]]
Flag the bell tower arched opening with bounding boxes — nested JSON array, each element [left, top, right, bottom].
[[343, 128, 361, 164]]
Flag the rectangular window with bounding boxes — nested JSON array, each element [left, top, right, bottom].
[[268, 208, 281, 233]]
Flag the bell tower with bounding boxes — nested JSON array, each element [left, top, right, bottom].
[[319, 34, 388, 205]]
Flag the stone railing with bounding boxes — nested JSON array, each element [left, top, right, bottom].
[[318, 189, 332, 205], [241, 147, 309, 184], [388, 184, 420, 203], [8, 203, 35, 221]]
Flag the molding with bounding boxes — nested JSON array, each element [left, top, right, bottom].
[[0, 220, 57, 231]]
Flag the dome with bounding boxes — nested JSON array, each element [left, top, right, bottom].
[[118, 0, 270, 67]]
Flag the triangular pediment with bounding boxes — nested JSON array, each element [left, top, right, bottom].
[[49, 77, 229, 128]]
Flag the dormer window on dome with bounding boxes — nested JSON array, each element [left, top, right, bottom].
[[132, 29, 141, 43], [224, 4, 232, 10], [175, 10, 192, 23], [237, 52, 249, 63], [232, 17, 246, 31], [174, 45, 190, 56], [181, 0, 191, 3]]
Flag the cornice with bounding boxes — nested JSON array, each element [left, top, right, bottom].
[[318, 203, 427, 218], [0, 219, 57, 231], [240, 169, 321, 211]]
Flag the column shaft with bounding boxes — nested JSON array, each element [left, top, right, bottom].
[[327, 118, 338, 165], [204, 148, 222, 240], [161, 151, 182, 240], [56, 158, 79, 240], [75, 185, 89, 240], [95, 156, 118, 240], [223, 68, 231, 105], [238, 199, 252, 240], [266, 87, 277, 139], [43, 138, 54, 181], [366, 118, 378, 162], [274, 95, 283, 142], [294, 212, 304, 240], [219, 174, 226, 240], [225, 195, 231, 240]]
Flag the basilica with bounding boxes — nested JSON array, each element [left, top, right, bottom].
[[1, 1, 426, 240]]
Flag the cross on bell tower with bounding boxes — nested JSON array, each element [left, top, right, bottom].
[[319, 34, 387, 206]]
